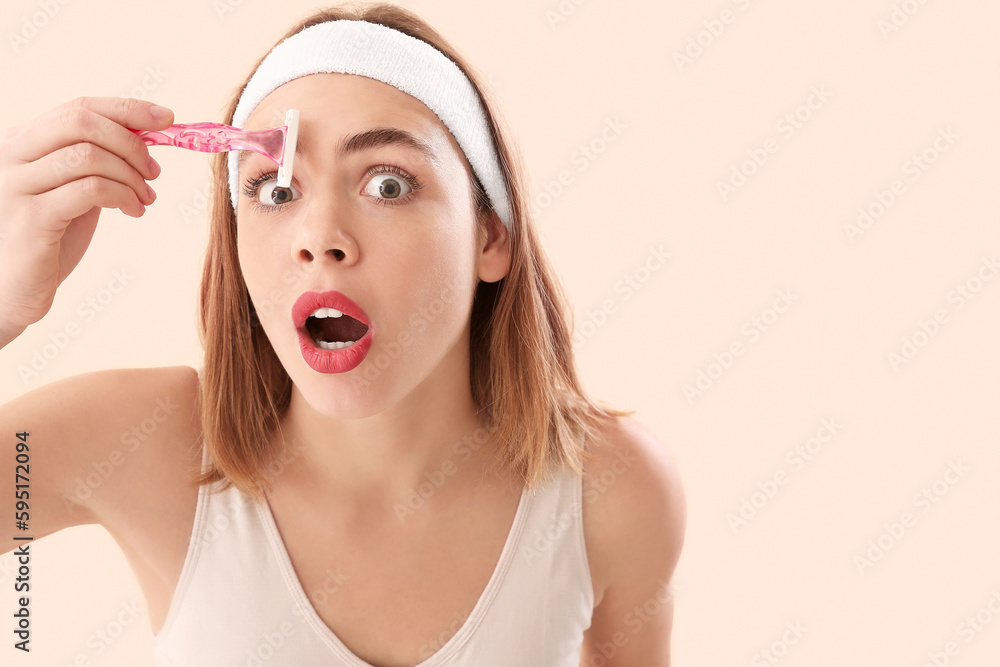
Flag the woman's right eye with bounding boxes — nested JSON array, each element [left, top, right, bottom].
[[242, 171, 302, 214], [256, 180, 300, 207]]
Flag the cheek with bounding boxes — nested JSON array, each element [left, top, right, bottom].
[[388, 281, 469, 370], [376, 239, 474, 346], [390, 232, 473, 302]]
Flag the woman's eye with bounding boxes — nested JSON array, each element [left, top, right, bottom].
[[364, 174, 411, 200], [257, 180, 300, 206]]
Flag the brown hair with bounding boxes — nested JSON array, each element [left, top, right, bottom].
[[193, 2, 632, 501]]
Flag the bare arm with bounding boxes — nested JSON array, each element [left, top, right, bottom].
[[580, 417, 687, 667], [0, 96, 178, 549]]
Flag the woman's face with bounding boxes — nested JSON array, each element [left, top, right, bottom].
[[236, 73, 507, 419]]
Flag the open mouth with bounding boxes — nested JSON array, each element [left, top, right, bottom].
[[304, 308, 370, 350]]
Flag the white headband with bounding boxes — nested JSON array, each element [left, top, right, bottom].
[[227, 19, 512, 227]]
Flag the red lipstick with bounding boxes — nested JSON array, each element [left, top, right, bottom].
[[292, 291, 373, 374]]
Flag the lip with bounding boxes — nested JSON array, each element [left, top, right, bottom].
[[292, 290, 372, 328], [292, 290, 374, 374], [296, 328, 373, 374]]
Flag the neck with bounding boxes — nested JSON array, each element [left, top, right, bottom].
[[270, 350, 502, 514]]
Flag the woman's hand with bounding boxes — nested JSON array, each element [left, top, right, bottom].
[[0, 97, 173, 345]]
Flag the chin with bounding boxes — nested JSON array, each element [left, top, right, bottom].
[[271, 322, 450, 421], [290, 365, 405, 421]]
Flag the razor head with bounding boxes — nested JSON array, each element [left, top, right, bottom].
[[276, 109, 300, 188]]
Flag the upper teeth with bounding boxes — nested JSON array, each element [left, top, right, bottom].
[[310, 308, 344, 319]]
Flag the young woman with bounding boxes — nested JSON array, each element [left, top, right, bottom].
[[0, 4, 685, 665]]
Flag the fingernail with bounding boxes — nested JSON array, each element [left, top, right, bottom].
[[147, 155, 161, 178], [146, 184, 156, 202], [150, 105, 172, 120]]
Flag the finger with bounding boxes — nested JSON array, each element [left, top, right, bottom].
[[32, 175, 146, 228], [15, 143, 156, 206], [11, 97, 173, 179], [70, 96, 175, 129]]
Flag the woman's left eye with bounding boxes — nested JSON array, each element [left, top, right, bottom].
[[363, 173, 412, 201]]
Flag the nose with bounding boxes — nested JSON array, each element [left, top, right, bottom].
[[291, 208, 358, 266]]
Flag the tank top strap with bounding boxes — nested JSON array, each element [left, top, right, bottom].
[[439, 462, 593, 664]]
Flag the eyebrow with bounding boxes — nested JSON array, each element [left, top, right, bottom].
[[237, 126, 440, 173]]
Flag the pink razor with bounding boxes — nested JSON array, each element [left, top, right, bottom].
[[130, 108, 300, 187]]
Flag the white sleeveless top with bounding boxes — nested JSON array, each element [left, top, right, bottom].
[[152, 442, 595, 666]]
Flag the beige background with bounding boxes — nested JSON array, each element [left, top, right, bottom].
[[2, 0, 999, 664]]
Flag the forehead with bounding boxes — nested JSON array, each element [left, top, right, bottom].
[[244, 73, 443, 141], [240, 73, 465, 172]]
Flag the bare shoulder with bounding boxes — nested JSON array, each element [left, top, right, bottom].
[[580, 415, 686, 665], [1, 365, 203, 558], [63, 365, 204, 525]]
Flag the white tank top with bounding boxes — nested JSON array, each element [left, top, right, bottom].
[[152, 442, 595, 666]]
